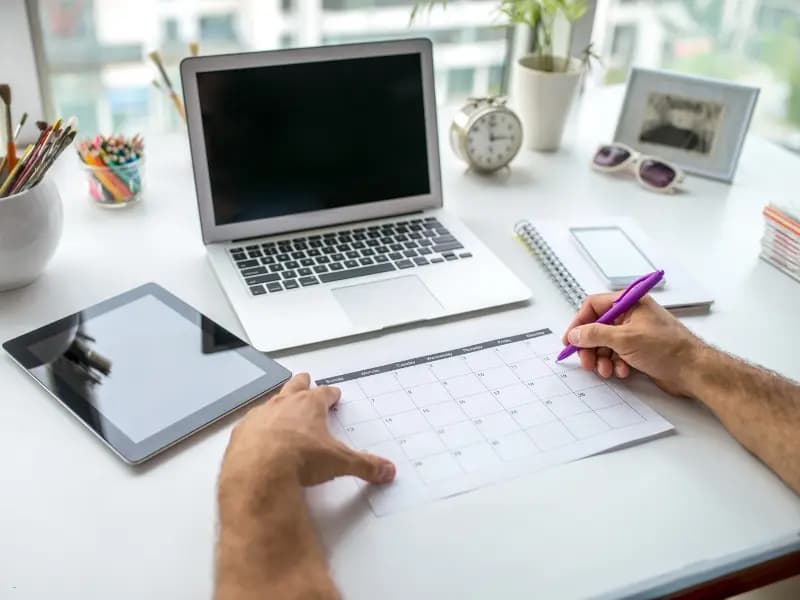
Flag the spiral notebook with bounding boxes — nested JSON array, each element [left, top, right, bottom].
[[514, 217, 713, 311]]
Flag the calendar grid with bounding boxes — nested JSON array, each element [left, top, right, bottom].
[[317, 329, 672, 516]]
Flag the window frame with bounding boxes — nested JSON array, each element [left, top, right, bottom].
[[24, 0, 596, 128]]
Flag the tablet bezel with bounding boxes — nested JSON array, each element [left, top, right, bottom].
[[2, 282, 291, 464]]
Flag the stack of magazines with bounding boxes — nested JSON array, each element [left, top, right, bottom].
[[761, 204, 800, 283]]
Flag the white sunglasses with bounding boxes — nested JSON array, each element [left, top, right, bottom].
[[591, 143, 686, 194]]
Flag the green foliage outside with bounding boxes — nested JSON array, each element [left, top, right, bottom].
[[632, 1, 799, 131], [758, 20, 800, 128], [411, 0, 589, 72]]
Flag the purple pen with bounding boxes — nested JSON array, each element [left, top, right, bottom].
[[557, 270, 665, 362]]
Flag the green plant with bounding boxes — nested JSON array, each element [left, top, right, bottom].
[[760, 21, 800, 128], [411, 0, 588, 73]]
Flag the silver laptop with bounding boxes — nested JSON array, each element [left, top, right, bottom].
[[181, 38, 531, 351]]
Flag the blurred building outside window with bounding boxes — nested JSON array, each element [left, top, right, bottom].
[[34, 0, 509, 136], [33, 0, 800, 154]]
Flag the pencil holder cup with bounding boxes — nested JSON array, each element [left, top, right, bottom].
[[0, 176, 63, 292], [81, 157, 144, 208]]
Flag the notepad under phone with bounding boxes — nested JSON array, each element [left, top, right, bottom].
[[514, 217, 713, 310]]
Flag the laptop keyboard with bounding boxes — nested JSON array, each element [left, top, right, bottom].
[[228, 217, 472, 296]]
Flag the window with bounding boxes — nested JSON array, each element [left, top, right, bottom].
[[199, 13, 238, 43], [162, 17, 179, 44], [34, 0, 511, 135], [595, 0, 800, 152], [447, 67, 475, 97]]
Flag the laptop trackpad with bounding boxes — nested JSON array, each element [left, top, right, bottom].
[[332, 275, 443, 329]]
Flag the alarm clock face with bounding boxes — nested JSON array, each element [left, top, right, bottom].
[[466, 109, 522, 172]]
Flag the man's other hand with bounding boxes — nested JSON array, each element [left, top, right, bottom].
[[220, 373, 395, 490]]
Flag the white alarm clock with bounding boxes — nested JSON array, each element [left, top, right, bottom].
[[449, 97, 523, 173]]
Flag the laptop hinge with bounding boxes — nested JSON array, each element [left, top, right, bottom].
[[229, 210, 427, 243]]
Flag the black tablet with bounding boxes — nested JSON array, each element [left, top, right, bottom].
[[3, 283, 291, 464]]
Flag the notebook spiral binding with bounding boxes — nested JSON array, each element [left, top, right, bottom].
[[514, 221, 587, 310]]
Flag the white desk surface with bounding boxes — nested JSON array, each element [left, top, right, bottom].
[[2, 87, 799, 599]]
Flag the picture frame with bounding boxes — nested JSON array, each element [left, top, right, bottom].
[[613, 68, 759, 183]]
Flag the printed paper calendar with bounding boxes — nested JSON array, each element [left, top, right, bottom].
[[316, 327, 673, 516]]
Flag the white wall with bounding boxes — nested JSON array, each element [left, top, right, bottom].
[[0, 0, 45, 145]]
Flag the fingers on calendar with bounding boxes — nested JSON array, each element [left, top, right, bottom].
[[318, 329, 669, 516]]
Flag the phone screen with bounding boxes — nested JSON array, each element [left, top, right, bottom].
[[571, 227, 656, 281]]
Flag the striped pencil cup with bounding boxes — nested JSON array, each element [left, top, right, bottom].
[[80, 157, 145, 208]]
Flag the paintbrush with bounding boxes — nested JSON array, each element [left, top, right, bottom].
[[0, 111, 23, 173], [148, 50, 185, 121], [23, 116, 77, 190], [0, 112, 25, 178], [4, 126, 45, 192], [24, 129, 76, 191], [0, 113, 37, 181], [189, 42, 199, 56], [0, 84, 17, 171], [0, 144, 33, 197], [13, 112, 27, 140], [9, 117, 61, 195]]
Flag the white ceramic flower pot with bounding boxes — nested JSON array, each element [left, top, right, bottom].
[[513, 55, 582, 152], [0, 176, 63, 291]]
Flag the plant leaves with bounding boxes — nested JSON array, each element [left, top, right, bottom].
[[410, 0, 588, 44], [560, 0, 587, 22]]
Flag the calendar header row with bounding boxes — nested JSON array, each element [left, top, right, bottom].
[[316, 328, 552, 385]]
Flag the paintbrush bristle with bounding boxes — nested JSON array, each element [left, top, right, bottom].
[[19, 112, 27, 126], [36, 120, 47, 131], [148, 50, 163, 66], [0, 84, 10, 106], [148, 50, 175, 91]]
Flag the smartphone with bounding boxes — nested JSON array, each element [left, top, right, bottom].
[[569, 226, 662, 290]]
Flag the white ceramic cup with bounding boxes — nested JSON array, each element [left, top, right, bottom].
[[0, 176, 63, 291]]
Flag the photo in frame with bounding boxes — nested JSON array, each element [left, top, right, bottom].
[[613, 68, 759, 183]]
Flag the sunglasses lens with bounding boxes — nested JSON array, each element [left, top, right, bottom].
[[639, 159, 677, 188], [593, 145, 631, 167]]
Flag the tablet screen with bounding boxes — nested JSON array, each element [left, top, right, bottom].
[[4, 284, 291, 463], [28, 295, 263, 443]]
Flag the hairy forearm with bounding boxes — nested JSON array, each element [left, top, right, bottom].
[[687, 345, 800, 494], [216, 455, 338, 600]]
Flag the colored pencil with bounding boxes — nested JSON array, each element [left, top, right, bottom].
[[76, 134, 144, 204]]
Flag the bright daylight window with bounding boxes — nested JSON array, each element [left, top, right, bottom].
[[34, 0, 510, 135], [595, 0, 800, 152], [34, 0, 800, 154]]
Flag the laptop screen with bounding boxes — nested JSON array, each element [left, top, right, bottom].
[[196, 53, 431, 226]]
